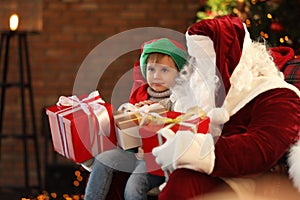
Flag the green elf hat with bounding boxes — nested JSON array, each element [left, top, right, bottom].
[[139, 38, 188, 78]]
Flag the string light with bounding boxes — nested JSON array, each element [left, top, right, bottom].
[[72, 195, 80, 200], [251, 0, 257, 5], [245, 19, 251, 27], [279, 38, 284, 43], [264, 33, 269, 39], [50, 192, 57, 198], [73, 180, 80, 187], [284, 36, 289, 41], [77, 175, 83, 182], [74, 170, 81, 177]]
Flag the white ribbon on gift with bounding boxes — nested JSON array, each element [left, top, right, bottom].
[[117, 102, 167, 126], [57, 90, 104, 108], [57, 91, 111, 154]]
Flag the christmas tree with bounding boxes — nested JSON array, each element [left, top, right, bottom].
[[196, 0, 300, 54]]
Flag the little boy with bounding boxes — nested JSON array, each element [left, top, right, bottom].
[[84, 38, 187, 200]]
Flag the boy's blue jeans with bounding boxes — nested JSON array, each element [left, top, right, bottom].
[[84, 148, 164, 200]]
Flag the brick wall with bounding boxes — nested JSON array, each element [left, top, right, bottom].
[[0, 0, 200, 189]]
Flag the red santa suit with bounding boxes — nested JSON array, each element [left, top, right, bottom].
[[151, 15, 300, 199]]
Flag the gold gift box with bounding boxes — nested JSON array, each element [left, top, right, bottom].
[[114, 104, 167, 150]]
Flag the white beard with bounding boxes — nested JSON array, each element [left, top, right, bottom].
[[171, 58, 216, 113]]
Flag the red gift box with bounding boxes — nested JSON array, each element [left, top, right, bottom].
[[139, 111, 210, 176], [46, 91, 117, 163]]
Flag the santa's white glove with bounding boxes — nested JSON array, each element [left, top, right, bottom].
[[152, 128, 177, 172], [172, 131, 215, 174], [152, 130, 216, 174]]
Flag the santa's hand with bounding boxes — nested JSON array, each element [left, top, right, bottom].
[[152, 128, 176, 172], [172, 131, 215, 174]]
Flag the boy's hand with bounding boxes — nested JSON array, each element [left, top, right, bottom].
[[135, 100, 156, 107], [135, 146, 144, 160]]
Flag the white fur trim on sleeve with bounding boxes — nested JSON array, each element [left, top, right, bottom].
[[288, 140, 300, 192], [173, 132, 215, 174], [207, 107, 230, 124]]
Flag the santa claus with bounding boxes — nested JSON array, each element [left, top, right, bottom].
[[152, 15, 300, 199]]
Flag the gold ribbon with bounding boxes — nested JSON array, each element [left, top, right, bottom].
[[142, 106, 206, 126]]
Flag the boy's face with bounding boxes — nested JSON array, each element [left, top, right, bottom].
[[146, 55, 179, 92]]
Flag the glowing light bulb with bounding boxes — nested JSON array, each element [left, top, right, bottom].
[[9, 14, 19, 31], [267, 13, 272, 19], [279, 38, 284, 43], [285, 36, 289, 41]]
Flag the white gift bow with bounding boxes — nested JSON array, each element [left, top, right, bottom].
[[57, 90, 111, 137]]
